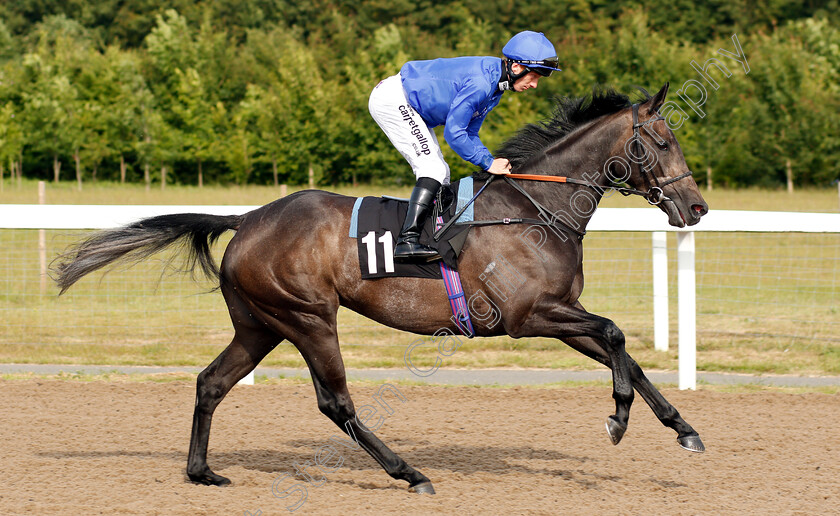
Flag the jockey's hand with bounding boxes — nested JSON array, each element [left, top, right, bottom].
[[487, 158, 512, 175]]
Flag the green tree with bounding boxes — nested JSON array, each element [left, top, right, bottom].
[[100, 47, 153, 183], [215, 102, 254, 185], [144, 9, 198, 113], [173, 67, 215, 186], [19, 16, 93, 182], [737, 25, 840, 188], [22, 66, 75, 182], [0, 19, 18, 61], [0, 50, 25, 184], [0, 102, 24, 187], [243, 28, 333, 185], [239, 84, 287, 185]]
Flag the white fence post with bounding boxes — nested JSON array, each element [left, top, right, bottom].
[[677, 232, 697, 390], [38, 181, 47, 295], [652, 231, 669, 351], [238, 371, 255, 386]]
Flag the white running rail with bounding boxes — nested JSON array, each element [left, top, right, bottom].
[[3, 205, 839, 389]]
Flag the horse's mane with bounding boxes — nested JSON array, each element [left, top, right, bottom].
[[492, 86, 651, 170]]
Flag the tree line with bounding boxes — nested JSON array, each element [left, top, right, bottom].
[[0, 1, 838, 189]]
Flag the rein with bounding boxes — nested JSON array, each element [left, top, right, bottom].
[[504, 169, 693, 201], [504, 172, 650, 198]]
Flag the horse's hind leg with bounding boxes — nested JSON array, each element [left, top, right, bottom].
[[295, 328, 435, 494], [186, 325, 280, 485]]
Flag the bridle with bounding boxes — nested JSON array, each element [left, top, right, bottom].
[[506, 103, 693, 205], [433, 102, 696, 242], [626, 103, 693, 205]]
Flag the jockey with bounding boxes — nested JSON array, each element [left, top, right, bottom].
[[369, 31, 562, 263]]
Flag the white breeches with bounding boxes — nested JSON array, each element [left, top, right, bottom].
[[368, 74, 450, 185]]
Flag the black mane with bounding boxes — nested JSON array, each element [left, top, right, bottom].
[[494, 86, 648, 169]]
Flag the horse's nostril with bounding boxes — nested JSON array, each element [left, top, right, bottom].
[[692, 204, 706, 216]]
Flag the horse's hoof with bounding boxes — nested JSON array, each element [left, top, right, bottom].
[[188, 469, 232, 486], [408, 481, 436, 495], [677, 434, 706, 453], [605, 416, 627, 446]]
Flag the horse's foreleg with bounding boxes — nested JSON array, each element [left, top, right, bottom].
[[187, 327, 279, 485], [560, 332, 704, 452], [515, 303, 635, 444], [625, 356, 704, 452]]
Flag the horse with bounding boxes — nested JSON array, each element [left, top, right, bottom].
[[53, 83, 708, 494]]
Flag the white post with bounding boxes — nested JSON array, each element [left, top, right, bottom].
[[38, 181, 47, 295], [677, 232, 696, 390], [238, 371, 255, 386], [652, 231, 669, 351]]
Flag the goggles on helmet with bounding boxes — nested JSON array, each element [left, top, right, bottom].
[[514, 57, 560, 77]]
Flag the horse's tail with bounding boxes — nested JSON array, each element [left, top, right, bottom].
[[52, 212, 244, 295]]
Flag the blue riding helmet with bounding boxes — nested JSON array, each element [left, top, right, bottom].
[[503, 31, 562, 76]]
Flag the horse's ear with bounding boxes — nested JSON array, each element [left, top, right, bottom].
[[644, 83, 669, 114]]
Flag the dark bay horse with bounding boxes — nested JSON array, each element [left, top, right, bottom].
[[53, 83, 708, 494]]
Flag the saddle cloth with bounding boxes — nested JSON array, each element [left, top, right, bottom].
[[350, 177, 475, 279]]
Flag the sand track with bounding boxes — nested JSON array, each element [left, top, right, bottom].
[[1, 380, 837, 515]]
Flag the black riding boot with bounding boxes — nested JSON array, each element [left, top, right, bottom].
[[394, 177, 442, 263]]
